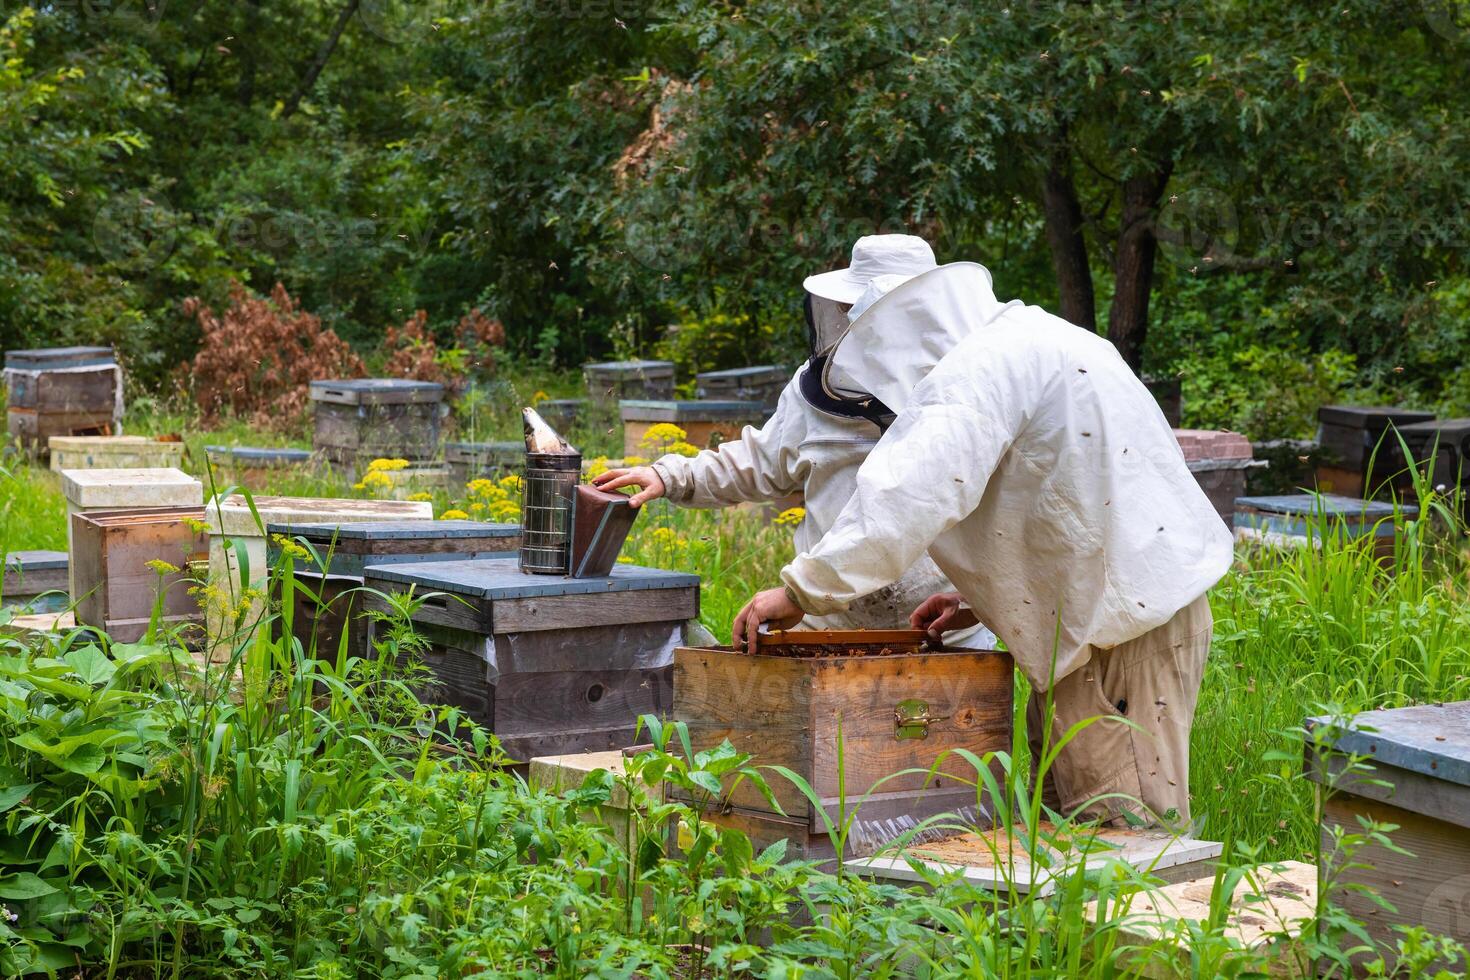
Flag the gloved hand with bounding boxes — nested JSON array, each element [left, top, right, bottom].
[[592, 466, 666, 508], [910, 591, 978, 641]]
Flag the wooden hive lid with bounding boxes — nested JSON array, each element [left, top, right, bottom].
[[4, 346, 116, 370], [308, 378, 444, 405], [206, 494, 432, 536], [1234, 493, 1412, 520], [1308, 701, 1470, 790], [618, 399, 765, 422], [1317, 404, 1436, 429], [363, 557, 697, 600], [61, 468, 202, 509], [583, 359, 675, 377]]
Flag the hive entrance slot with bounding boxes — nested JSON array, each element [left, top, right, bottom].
[[586, 683, 605, 703]]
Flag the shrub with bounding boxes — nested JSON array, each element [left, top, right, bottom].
[[379, 308, 507, 397], [183, 282, 364, 431]]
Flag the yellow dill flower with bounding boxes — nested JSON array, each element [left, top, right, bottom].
[[352, 481, 368, 491], [774, 506, 807, 527], [270, 534, 309, 560], [469, 501, 486, 513], [639, 423, 687, 449], [498, 474, 523, 493], [439, 509, 470, 520], [466, 478, 496, 498], [184, 517, 212, 535], [622, 455, 648, 467], [146, 558, 180, 575], [405, 491, 433, 502], [584, 456, 610, 479], [665, 440, 700, 458], [368, 457, 410, 472], [489, 502, 520, 522], [359, 470, 394, 489], [531, 390, 549, 404], [616, 555, 634, 564]]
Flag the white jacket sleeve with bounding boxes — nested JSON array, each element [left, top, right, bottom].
[[781, 396, 1017, 616], [650, 390, 803, 509]]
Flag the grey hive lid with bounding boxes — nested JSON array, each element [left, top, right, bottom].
[[1309, 701, 1470, 789], [309, 378, 444, 405], [445, 441, 522, 460], [584, 359, 675, 375], [696, 365, 789, 382], [4, 550, 68, 572], [1318, 405, 1436, 429], [363, 557, 698, 599], [1396, 418, 1470, 449], [619, 399, 764, 421], [1235, 494, 1412, 520], [206, 446, 313, 463], [269, 520, 517, 541], [5, 346, 116, 370]]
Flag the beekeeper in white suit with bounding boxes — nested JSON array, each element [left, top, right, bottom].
[[732, 261, 1234, 827], [595, 235, 993, 646]]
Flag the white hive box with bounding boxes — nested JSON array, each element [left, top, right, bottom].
[[49, 435, 185, 472], [61, 468, 203, 597], [204, 494, 434, 655]]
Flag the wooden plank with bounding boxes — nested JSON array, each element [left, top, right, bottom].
[[1321, 793, 1470, 960], [493, 666, 672, 762], [494, 584, 698, 632], [671, 648, 816, 820], [809, 650, 1013, 830]]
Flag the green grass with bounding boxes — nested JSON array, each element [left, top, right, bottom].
[[3, 409, 1469, 975]]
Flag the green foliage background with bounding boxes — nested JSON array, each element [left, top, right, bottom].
[[4, 1, 1470, 435]]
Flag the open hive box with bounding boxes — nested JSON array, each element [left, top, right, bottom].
[[672, 629, 1013, 860]]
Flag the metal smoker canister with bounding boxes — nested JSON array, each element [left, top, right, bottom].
[[519, 451, 582, 574]]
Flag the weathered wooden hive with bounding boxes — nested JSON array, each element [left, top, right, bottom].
[[1307, 701, 1470, 965], [1174, 429, 1259, 523], [619, 400, 764, 458], [204, 495, 433, 656], [1315, 405, 1435, 497], [445, 441, 523, 488], [1234, 493, 1415, 560], [49, 435, 184, 472], [268, 519, 520, 664], [61, 467, 203, 599], [309, 379, 445, 468], [672, 630, 1013, 861], [1, 551, 69, 613], [583, 360, 675, 406], [4, 346, 121, 455], [205, 446, 314, 490], [71, 507, 208, 644], [362, 559, 698, 760], [694, 365, 790, 412], [1386, 418, 1470, 511]]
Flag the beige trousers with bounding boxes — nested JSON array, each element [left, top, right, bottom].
[[1026, 594, 1212, 828]]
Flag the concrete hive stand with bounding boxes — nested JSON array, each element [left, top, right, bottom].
[[61, 467, 203, 598]]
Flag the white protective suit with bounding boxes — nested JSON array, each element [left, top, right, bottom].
[[782, 262, 1234, 689], [651, 369, 993, 645]]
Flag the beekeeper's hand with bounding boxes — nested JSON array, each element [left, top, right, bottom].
[[910, 592, 978, 641], [592, 466, 666, 508], [732, 587, 804, 655]]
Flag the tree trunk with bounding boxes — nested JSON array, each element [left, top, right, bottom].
[[1107, 165, 1172, 373], [282, 0, 360, 119], [236, 0, 262, 108], [1041, 147, 1096, 330]]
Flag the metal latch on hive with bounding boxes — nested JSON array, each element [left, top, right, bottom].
[[894, 699, 947, 740]]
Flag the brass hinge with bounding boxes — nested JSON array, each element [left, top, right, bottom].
[[894, 699, 947, 740]]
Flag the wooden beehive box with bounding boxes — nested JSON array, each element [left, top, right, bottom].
[[445, 441, 523, 488], [1174, 429, 1260, 523], [205, 446, 314, 490], [1307, 702, 1470, 964], [4, 346, 120, 455], [2, 551, 69, 612], [268, 519, 519, 663], [61, 467, 203, 598], [204, 495, 433, 655], [1234, 493, 1414, 561], [583, 360, 675, 406], [362, 559, 698, 760], [1388, 419, 1470, 511], [49, 435, 184, 472], [1316, 405, 1435, 497], [309, 379, 445, 468], [672, 632, 1013, 859], [694, 365, 790, 412], [71, 507, 208, 644], [619, 400, 764, 458]]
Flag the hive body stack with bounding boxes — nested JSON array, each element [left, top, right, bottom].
[[1174, 429, 1258, 523], [672, 632, 1014, 861], [309, 379, 444, 469], [1315, 405, 1436, 497], [363, 560, 698, 760], [583, 360, 675, 406], [694, 365, 790, 413], [269, 520, 520, 664], [5, 347, 121, 456], [619, 400, 764, 458]]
